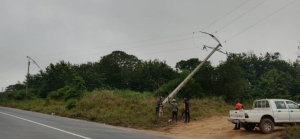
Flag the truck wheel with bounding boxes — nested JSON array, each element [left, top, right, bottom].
[[244, 124, 256, 131], [259, 119, 274, 134]]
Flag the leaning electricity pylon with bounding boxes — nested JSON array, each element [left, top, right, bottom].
[[26, 56, 40, 101], [162, 31, 223, 105], [203, 45, 228, 56]]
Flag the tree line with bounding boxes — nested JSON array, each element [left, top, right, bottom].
[[4, 50, 300, 102]]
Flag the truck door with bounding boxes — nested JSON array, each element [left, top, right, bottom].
[[274, 101, 289, 122], [285, 101, 300, 122]]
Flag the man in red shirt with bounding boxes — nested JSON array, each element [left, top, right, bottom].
[[236, 100, 242, 110], [234, 99, 243, 130]]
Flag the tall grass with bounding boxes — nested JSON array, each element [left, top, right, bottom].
[[0, 90, 234, 129], [282, 124, 300, 139]]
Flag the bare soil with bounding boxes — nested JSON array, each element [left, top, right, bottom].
[[147, 116, 284, 139]]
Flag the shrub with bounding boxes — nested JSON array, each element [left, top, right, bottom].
[[44, 98, 51, 106], [282, 124, 300, 139], [48, 90, 64, 100], [66, 98, 78, 110]]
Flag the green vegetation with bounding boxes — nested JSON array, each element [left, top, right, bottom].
[[282, 124, 300, 139], [1, 50, 300, 134], [0, 90, 233, 129], [4, 51, 300, 103]]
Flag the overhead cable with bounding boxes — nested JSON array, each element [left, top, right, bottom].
[[38, 35, 209, 62], [217, 0, 267, 32], [201, 0, 250, 31], [36, 32, 194, 58], [225, 0, 297, 42]]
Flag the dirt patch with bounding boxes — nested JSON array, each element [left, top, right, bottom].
[[147, 116, 284, 139]]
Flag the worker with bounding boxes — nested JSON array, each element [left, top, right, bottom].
[[234, 99, 243, 130], [157, 96, 164, 117], [184, 97, 190, 123], [168, 98, 178, 122]]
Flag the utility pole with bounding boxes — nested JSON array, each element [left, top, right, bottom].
[[26, 56, 40, 101], [162, 31, 224, 104], [297, 42, 300, 60]]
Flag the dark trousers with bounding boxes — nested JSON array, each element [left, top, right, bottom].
[[234, 122, 240, 129], [184, 110, 190, 122], [172, 111, 178, 122]]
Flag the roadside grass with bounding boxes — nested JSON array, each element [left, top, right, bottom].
[[0, 90, 235, 129], [282, 124, 300, 139]]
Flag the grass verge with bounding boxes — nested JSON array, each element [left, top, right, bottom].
[[0, 90, 235, 130]]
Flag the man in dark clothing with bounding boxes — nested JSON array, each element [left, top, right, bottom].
[[157, 96, 164, 117], [184, 98, 190, 123], [234, 99, 243, 130], [168, 98, 178, 122]]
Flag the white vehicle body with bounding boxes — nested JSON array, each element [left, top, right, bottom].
[[228, 99, 300, 134]]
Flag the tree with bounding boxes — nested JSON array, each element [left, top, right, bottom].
[[74, 62, 105, 91], [133, 59, 178, 92], [214, 58, 247, 102], [175, 58, 215, 97], [5, 83, 25, 92], [40, 61, 85, 98], [99, 51, 142, 89], [256, 69, 293, 99]]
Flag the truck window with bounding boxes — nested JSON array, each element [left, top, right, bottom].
[[254, 101, 258, 108], [266, 101, 270, 107], [275, 101, 287, 109], [254, 101, 270, 108], [258, 101, 261, 108], [286, 101, 299, 109], [262, 101, 265, 107]]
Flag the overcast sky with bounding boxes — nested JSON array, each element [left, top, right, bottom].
[[1, 0, 300, 91]]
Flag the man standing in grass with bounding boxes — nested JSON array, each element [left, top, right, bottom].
[[157, 96, 164, 117], [168, 98, 178, 122], [184, 97, 190, 123]]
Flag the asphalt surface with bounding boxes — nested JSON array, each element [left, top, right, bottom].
[[0, 106, 168, 139]]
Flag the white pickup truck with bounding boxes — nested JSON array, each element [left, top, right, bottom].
[[228, 99, 300, 134]]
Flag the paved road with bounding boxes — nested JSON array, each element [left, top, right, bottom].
[[0, 106, 168, 139]]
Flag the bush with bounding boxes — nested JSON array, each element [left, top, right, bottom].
[[48, 90, 64, 100], [8, 90, 26, 100], [282, 124, 300, 139], [44, 98, 51, 106], [66, 98, 78, 110], [48, 86, 85, 101]]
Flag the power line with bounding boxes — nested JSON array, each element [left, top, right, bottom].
[[136, 46, 198, 56], [192, 32, 199, 48], [0, 33, 208, 79], [217, 0, 267, 32], [225, 0, 297, 42], [201, 0, 250, 31], [38, 35, 209, 62], [35, 1, 252, 59], [35, 32, 194, 58]]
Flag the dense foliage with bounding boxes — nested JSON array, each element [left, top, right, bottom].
[[2, 50, 300, 102]]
